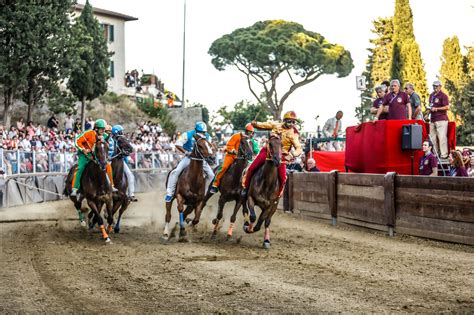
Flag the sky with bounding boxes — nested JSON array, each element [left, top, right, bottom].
[[80, 0, 473, 132]]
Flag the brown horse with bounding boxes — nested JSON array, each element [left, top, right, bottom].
[[203, 136, 253, 239], [65, 139, 114, 243], [242, 134, 282, 249], [162, 134, 214, 242], [110, 135, 134, 233]]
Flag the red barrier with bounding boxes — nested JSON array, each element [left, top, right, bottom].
[[423, 122, 456, 151], [345, 120, 427, 175], [308, 151, 345, 172]]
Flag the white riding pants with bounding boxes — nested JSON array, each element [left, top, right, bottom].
[[166, 156, 214, 196]]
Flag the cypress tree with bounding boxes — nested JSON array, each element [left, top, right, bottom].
[[390, 0, 428, 105], [357, 18, 393, 122], [440, 36, 466, 120], [68, 0, 110, 129], [456, 46, 474, 145]]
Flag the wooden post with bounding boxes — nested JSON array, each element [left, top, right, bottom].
[[288, 172, 294, 212], [384, 172, 396, 236], [328, 170, 338, 226]]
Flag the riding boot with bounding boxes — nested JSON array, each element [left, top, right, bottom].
[[240, 188, 248, 198]]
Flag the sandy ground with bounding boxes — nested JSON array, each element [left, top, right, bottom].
[[0, 191, 473, 313]]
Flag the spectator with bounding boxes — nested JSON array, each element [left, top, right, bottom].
[[322, 111, 343, 151], [370, 85, 388, 120], [448, 150, 468, 177], [418, 140, 438, 176], [306, 158, 320, 172], [287, 157, 303, 172], [428, 80, 450, 159], [16, 118, 25, 132], [73, 118, 81, 133], [376, 79, 412, 121], [64, 113, 74, 133], [47, 114, 59, 129], [404, 83, 423, 120]]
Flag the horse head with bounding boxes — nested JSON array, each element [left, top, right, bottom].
[[115, 135, 133, 157], [94, 137, 108, 171], [239, 135, 253, 161], [192, 134, 214, 162], [267, 133, 282, 167]]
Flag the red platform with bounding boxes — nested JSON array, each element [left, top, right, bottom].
[[308, 151, 346, 172], [345, 120, 456, 175]]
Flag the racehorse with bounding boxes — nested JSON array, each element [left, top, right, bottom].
[[64, 139, 114, 243], [110, 135, 134, 233], [162, 134, 214, 242], [203, 136, 253, 239], [242, 134, 282, 249]]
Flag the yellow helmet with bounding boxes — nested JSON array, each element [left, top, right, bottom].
[[283, 111, 297, 120]]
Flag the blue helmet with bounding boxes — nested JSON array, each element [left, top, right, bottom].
[[195, 121, 207, 133], [112, 125, 124, 135]]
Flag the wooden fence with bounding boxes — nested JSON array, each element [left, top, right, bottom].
[[288, 172, 474, 245]]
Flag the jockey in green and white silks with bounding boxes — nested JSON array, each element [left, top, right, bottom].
[[109, 125, 137, 202], [164, 121, 214, 202]]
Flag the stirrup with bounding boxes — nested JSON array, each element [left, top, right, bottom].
[[209, 186, 219, 194]]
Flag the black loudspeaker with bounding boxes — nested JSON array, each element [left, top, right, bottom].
[[402, 124, 423, 150]]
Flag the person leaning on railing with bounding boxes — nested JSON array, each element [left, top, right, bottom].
[[419, 140, 438, 176], [448, 150, 468, 177]]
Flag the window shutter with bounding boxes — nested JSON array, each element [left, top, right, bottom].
[[109, 25, 114, 42]]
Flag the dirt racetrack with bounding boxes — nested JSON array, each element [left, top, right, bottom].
[[1, 191, 473, 313]]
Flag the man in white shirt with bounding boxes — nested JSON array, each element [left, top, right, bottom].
[[322, 111, 344, 151]]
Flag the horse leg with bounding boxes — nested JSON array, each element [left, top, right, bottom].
[[263, 217, 272, 249], [227, 199, 241, 239], [212, 197, 226, 239], [114, 200, 129, 234], [183, 205, 194, 224], [176, 195, 187, 241], [87, 200, 110, 243], [162, 198, 173, 240], [105, 199, 114, 234], [243, 196, 256, 233], [73, 197, 86, 227]]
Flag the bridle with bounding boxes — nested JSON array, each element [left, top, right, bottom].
[[190, 135, 213, 162], [109, 135, 131, 161], [236, 136, 252, 161], [266, 133, 281, 162]]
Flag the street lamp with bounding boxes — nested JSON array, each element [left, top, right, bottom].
[[181, 0, 187, 108]]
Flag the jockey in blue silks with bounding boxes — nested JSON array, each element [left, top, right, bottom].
[[164, 121, 214, 202], [109, 125, 137, 202]]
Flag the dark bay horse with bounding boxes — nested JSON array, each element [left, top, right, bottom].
[[242, 134, 282, 249], [203, 136, 253, 239], [65, 139, 114, 243], [162, 134, 214, 242], [110, 135, 134, 233]]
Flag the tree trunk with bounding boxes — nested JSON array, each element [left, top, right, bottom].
[[26, 78, 35, 123], [3, 89, 13, 127], [80, 96, 86, 131]]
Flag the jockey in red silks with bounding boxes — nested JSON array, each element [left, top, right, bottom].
[[241, 111, 303, 197]]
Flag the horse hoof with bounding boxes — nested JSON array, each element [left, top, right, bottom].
[[226, 234, 233, 241], [185, 218, 192, 224], [212, 218, 218, 225], [114, 227, 120, 233], [160, 236, 169, 244], [263, 241, 271, 249], [211, 233, 217, 240], [178, 236, 189, 243], [105, 237, 112, 244], [80, 220, 87, 228]]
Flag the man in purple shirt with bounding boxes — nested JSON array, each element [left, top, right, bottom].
[[370, 85, 388, 120], [428, 80, 450, 159], [375, 79, 412, 121], [419, 140, 438, 176]]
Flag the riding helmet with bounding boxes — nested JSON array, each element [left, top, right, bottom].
[[245, 123, 254, 132], [195, 121, 207, 133], [112, 125, 124, 135], [95, 119, 107, 129], [283, 111, 297, 121]]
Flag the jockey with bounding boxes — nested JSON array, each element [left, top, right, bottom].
[[241, 111, 302, 198], [110, 125, 138, 202], [71, 119, 117, 197], [209, 123, 259, 194], [164, 121, 214, 202]]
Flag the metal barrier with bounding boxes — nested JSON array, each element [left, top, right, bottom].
[[0, 168, 171, 208]]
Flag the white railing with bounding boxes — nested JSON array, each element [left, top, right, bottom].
[[0, 149, 184, 176]]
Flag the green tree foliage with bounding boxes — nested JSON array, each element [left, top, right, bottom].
[[46, 86, 77, 115], [209, 20, 354, 120], [68, 0, 110, 129], [456, 46, 474, 145], [390, 0, 428, 105], [217, 100, 271, 131], [357, 18, 393, 122], [440, 36, 466, 119], [136, 99, 177, 135]]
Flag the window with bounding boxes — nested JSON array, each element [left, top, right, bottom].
[[109, 25, 114, 42], [110, 60, 115, 78]]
